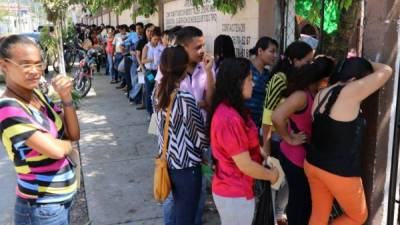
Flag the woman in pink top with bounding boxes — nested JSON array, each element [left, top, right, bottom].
[[272, 57, 334, 225], [210, 58, 279, 225], [106, 29, 115, 80]]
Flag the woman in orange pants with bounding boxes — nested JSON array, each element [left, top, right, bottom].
[[305, 58, 392, 225]]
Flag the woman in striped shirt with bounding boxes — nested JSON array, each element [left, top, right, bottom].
[[0, 35, 80, 225]]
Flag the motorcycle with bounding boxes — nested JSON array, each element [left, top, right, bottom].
[[73, 48, 97, 98]]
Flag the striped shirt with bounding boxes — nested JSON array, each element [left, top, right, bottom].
[[156, 91, 209, 169], [0, 90, 76, 204], [244, 63, 271, 128], [262, 72, 288, 125]]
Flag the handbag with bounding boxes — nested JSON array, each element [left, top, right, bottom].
[[117, 58, 125, 73], [153, 91, 177, 202]]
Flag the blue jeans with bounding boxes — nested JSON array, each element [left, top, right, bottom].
[[144, 70, 156, 116], [129, 61, 142, 101], [169, 166, 202, 225], [107, 54, 114, 78], [114, 53, 123, 81], [14, 197, 72, 225]]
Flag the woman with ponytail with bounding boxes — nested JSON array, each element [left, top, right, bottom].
[[261, 41, 314, 225]]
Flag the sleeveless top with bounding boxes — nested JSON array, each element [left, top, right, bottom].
[[280, 90, 313, 168], [307, 85, 366, 177], [145, 42, 164, 71]]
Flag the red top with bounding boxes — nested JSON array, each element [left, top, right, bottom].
[[106, 38, 114, 54], [211, 103, 262, 199]]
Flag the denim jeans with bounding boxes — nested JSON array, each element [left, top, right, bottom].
[[114, 53, 123, 81], [14, 197, 72, 225], [107, 54, 114, 79], [144, 70, 156, 116], [129, 61, 142, 101], [163, 193, 176, 225], [163, 178, 205, 225], [169, 166, 202, 225]]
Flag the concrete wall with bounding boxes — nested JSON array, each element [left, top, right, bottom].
[[164, 0, 264, 56], [361, 0, 400, 224], [119, 8, 134, 25]]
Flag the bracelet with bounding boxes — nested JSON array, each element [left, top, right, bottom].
[[62, 100, 74, 108]]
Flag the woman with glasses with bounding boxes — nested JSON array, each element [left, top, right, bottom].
[[0, 35, 80, 225]]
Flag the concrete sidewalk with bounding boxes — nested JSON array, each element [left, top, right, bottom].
[[0, 74, 219, 225]]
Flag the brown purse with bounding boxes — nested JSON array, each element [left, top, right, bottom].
[[153, 91, 176, 202]]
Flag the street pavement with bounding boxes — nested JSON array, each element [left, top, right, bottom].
[[0, 74, 219, 225]]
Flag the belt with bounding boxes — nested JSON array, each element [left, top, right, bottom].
[[16, 197, 72, 208]]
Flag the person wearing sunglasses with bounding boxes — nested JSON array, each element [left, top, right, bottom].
[[0, 34, 80, 225]]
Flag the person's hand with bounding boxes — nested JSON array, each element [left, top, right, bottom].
[[203, 53, 214, 73], [287, 131, 307, 146], [51, 75, 73, 101], [269, 167, 279, 184]]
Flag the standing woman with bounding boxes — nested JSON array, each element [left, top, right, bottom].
[[271, 57, 334, 225], [245, 36, 279, 128], [213, 34, 236, 73], [305, 58, 392, 225], [210, 58, 279, 225], [155, 46, 209, 225], [0, 35, 80, 224], [261, 41, 313, 225]]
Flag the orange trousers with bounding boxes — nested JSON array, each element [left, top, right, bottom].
[[304, 160, 368, 225]]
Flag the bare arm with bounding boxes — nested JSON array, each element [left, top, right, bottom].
[[343, 62, 393, 102], [262, 125, 273, 156], [232, 151, 278, 183], [26, 132, 72, 159], [141, 45, 152, 64], [204, 54, 215, 109], [52, 75, 80, 141], [272, 91, 307, 145]]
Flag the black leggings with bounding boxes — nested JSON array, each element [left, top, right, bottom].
[[279, 150, 311, 225]]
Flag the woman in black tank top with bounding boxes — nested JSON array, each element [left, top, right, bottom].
[[304, 58, 392, 225]]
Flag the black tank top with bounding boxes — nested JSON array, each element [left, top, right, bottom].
[[307, 85, 366, 177]]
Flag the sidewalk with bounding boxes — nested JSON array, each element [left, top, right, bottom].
[[0, 74, 219, 225]]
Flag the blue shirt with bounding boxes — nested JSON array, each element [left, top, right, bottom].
[[244, 63, 270, 128], [124, 32, 139, 49]]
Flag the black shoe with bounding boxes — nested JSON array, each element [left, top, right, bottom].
[[116, 85, 126, 89], [136, 105, 145, 110], [110, 80, 117, 84]]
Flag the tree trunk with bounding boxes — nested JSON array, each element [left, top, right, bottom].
[[55, 18, 66, 75], [324, 0, 362, 60]]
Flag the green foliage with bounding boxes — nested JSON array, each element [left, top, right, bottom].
[[62, 19, 77, 43], [41, 0, 71, 22], [0, 8, 9, 21], [191, 0, 245, 14], [295, 0, 353, 34], [40, 26, 58, 57]]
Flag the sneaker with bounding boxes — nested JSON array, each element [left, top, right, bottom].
[[110, 80, 117, 84], [116, 85, 126, 89]]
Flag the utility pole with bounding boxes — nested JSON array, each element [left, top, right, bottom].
[[17, 0, 21, 32]]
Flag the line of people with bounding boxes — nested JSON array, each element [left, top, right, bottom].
[[151, 25, 393, 225], [0, 22, 393, 225]]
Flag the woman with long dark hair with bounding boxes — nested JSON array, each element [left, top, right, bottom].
[[261, 41, 313, 224], [0, 35, 80, 225], [213, 34, 236, 73], [305, 58, 392, 225], [155, 46, 209, 225], [271, 57, 335, 225], [210, 58, 279, 225]]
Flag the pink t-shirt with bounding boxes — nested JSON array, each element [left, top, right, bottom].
[[211, 103, 262, 199], [280, 91, 313, 167]]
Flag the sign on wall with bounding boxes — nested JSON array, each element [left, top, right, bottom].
[[164, 0, 260, 57]]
